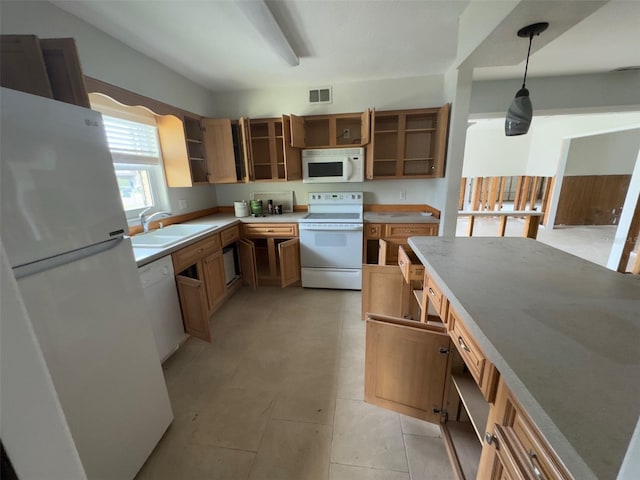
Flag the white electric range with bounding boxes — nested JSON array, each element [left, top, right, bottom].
[[298, 192, 364, 290]]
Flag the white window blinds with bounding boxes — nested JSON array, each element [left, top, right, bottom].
[[103, 115, 160, 165]]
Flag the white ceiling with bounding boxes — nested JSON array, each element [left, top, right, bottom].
[[52, 0, 640, 92]]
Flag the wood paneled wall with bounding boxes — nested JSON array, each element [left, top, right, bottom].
[[555, 175, 632, 226]]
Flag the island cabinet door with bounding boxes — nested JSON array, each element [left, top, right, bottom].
[[238, 238, 258, 289], [365, 314, 451, 424], [278, 237, 300, 288], [362, 264, 410, 321]]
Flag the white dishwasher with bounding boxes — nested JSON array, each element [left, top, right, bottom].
[[138, 255, 185, 363]]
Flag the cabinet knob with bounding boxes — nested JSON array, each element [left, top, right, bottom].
[[428, 287, 435, 296], [484, 432, 497, 445]]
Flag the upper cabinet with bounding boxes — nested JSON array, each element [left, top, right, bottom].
[[1, 34, 90, 108], [159, 115, 248, 187], [242, 116, 301, 182], [366, 104, 450, 180], [290, 110, 371, 148]]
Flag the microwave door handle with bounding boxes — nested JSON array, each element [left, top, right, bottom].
[[344, 157, 353, 181]]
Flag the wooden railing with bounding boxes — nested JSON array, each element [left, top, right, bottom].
[[458, 211, 543, 239], [460, 176, 553, 215]]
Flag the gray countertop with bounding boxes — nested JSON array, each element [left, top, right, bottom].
[[408, 237, 640, 480], [364, 212, 439, 224], [132, 213, 307, 267], [133, 210, 439, 266]]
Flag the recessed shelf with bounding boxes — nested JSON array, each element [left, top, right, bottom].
[[252, 136, 270, 140], [374, 158, 397, 162], [375, 129, 398, 134], [441, 421, 481, 480], [452, 373, 489, 443]]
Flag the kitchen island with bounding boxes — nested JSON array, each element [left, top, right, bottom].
[[407, 237, 640, 480]]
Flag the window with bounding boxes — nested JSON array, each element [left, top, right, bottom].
[[102, 115, 168, 218]]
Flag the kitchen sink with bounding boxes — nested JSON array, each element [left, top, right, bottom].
[[156, 224, 217, 236], [130, 224, 217, 248]]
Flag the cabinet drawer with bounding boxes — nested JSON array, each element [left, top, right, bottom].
[[221, 225, 240, 246], [512, 408, 572, 480], [398, 245, 424, 283], [242, 223, 298, 237], [366, 224, 382, 239], [425, 275, 447, 320], [172, 234, 221, 272], [448, 307, 485, 387], [385, 223, 438, 238]]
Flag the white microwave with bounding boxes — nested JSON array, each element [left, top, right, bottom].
[[302, 147, 364, 183]]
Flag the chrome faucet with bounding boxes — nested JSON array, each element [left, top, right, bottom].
[[139, 207, 172, 232]]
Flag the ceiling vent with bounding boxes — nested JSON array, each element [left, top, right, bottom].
[[308, 87, 332, 104]]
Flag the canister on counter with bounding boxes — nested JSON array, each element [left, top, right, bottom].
[[250, 199, 263, 216], [234, 201, 249, 217]]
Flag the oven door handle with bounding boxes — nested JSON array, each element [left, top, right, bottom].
[[299, 224, 363, 232]]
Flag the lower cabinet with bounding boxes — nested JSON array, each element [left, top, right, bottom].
[[172, 232, 231, 343], [239, 224, 301, 288], [364, 222, 438, 265], [363, 246, 495, 480], [478, 377, 572, 480], [363, 246, 570, 480]]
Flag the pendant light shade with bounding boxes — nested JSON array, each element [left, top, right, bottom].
[[505, 22, 548, 137], [505, 87, 532, 136]]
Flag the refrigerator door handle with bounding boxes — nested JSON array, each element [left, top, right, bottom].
[[13, 238, 124, 279]]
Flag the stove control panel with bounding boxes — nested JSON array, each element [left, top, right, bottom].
[[308, 192, 363, 204]]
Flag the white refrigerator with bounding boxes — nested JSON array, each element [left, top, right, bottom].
[[0, 88, 173, 479]]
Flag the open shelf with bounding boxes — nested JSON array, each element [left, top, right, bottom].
[[441, 421, 482, 480], [452, 373, 490, 443]]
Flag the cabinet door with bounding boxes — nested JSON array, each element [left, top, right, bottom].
[[378, 238, 389, 265], [289, 113, 306, 148], [175, 273, 211, 342], [202, 118, 237, 183], [157, 114, 192, 187], [365, 314, 450, 423], [278, 237, 300, 287], [39, 38, 90, 108], [433, 103, 451, 178], [365, 109, 376, 179], [1, 34, 53, 99], [239, 117, 254, 181], [360, 108, 371, 145], [362, 264, 409, 321], [282, 115, 302, 180], [203, 250, 227, 311], [238, 238, 258, 289]]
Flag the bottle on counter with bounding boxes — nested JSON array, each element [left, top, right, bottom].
[[268, 199, 274, 215]]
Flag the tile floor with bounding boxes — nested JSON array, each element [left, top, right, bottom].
[[136, 286, 454, 480]]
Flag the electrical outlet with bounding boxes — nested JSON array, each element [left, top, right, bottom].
[[178, 199, 187, 210], [399, 191, 407, 201], [343, 128, 350, 139]]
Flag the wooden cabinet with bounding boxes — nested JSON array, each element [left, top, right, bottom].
[[478, 377, 572, 480], [239, 223, 300, 287], [363, 248, 502, 480], [1, 34, 89, 108], [172, 233, 227, 342], [159, 115, 246, 187], [364, 222, 439, 265], [366, 105, 450, 179], [242, 116, 301, 181], [290, 111, 371, 148]]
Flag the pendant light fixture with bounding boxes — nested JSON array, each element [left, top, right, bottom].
[[505, 22, 549, 136]]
